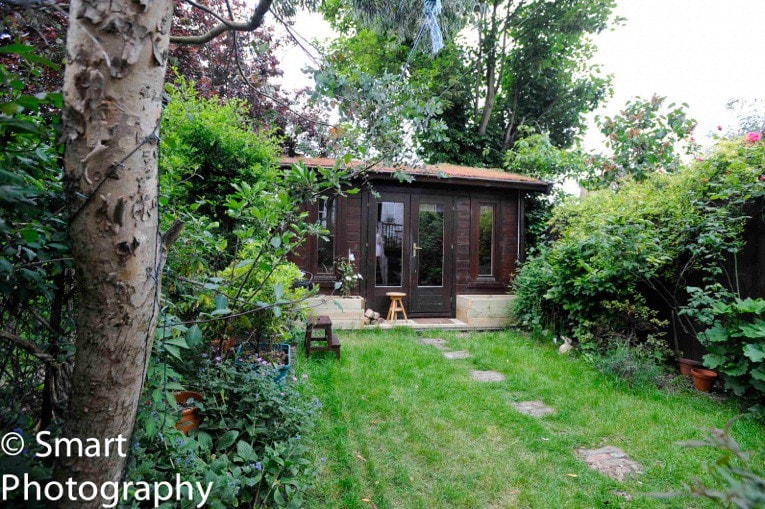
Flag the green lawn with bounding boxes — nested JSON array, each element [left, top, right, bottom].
[[296, 328, 765, 508]]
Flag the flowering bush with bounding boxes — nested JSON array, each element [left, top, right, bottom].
[[334, 253, 362, 297]]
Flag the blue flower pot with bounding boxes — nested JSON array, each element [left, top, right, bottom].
[[236, 342, 291, 384]]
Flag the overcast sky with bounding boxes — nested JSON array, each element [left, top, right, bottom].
[[276, 1, 765, 153], [583, 0, 765, 152]]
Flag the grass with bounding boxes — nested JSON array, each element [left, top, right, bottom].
[[295, 328, 765, 508]]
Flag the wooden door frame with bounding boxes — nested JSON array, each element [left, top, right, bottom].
[[362, 186, 456, 318], [409, 193, 455, 317]]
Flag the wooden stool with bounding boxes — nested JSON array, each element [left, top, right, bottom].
[[386, 292, 408, 321], [305, 315, 340, 359]]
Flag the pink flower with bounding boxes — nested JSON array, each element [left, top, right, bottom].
[[760, 175, 765, 182], [746, 132, 762, 143], [717, 125, 722, 131]]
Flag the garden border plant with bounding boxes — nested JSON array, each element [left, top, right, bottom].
[[513, 132, 765, 400]]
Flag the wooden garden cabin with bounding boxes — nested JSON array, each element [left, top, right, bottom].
[[284, 157, 551, 321]]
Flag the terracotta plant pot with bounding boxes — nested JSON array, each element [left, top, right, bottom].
[[690, 368, 717, 392], [678, 358, 703, 376], [174, 391, 203, 435]]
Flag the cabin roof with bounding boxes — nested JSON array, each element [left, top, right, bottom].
[[280, 156, 551, 192]]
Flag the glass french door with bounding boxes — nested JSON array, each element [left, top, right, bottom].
[[367, 192, 454, 317]]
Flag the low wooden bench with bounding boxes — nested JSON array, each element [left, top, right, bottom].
[[305, 315, 341, 359]]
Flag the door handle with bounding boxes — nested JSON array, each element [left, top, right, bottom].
[[413, 243, 422, 257]]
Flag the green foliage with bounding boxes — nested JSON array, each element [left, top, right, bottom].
[[129, 352, 319, 508], [591, 339, 669, 390], [311, 60, 448, 165], [504, 128, 587, 248], [679, 421, 765, 508], [126, 77, 344, 506], [691, 296, 765, 398], [495, 0, 614, 150], [317, 0, 615, 168], [584, 95, 699, 189], [0, 45, 73, 427], [513, 135, 765, 362], [333, 256, 361, 297], [160, 77, 281, 232]]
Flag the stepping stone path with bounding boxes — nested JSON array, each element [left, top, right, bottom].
[[419, 337, 448, 349], [576, 446, 643, 481], [511, 400, 555, 418], [470, 370, 505, 382], [443, 350, 471, 359]]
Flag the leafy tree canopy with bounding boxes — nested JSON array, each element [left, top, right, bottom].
[[316, 0, 617, 167]]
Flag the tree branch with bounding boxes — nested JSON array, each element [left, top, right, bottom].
[[0, 330, 57, 364], [170, 0, 272, 45]]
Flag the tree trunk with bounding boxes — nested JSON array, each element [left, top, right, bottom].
[[477, 0, 501, 136], [55, 0, 174, 504]]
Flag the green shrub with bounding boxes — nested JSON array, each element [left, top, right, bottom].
[[679, 420, 765, 508], [160, 77, 280, 231], [690, 295, 765, 398], [513, 136, 765, 363], [129, 354, 319, 508], [592, 340, 669, 390]]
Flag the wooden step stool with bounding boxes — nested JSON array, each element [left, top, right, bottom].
[[386, 292, 408, 321], [305, 315, 341, 359]]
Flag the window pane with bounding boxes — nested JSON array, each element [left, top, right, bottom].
[[376, 202, 404, 286], [478, 205, 493, 276], [417, 203, 444, 287], [317, 198, 335, 274]]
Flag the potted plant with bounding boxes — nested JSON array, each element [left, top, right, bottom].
[[690, 368, 718, 392], [678, 357, 703, 376], [174, 391, 203, 435], [335, 253, 363, 297], [236, 329, 292, 384]]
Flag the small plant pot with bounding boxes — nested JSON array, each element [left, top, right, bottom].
[[174, 391, 203, 435], [678, 358, 703, 377], [690, 368, 717, 392]]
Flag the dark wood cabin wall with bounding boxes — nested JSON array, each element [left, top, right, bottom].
[[454, 197, 472, 292], [287, 195, 364, 295], [456, 191, 519, 295], [672, 201, 765, 361], [291, 186, 525, 299], [287, 203, 314, 275], [343, 193, 364, 295], [500, 193, 520, 284]]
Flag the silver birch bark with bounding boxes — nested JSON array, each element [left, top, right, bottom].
[[55, 0, 174, 503]]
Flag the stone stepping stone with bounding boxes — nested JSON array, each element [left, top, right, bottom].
[[511, 400, 555, 418], [419, 337, 448, 349], [576, 446, 643, 481], [470, 370, 505, 382], [443, 350, 471, 359]]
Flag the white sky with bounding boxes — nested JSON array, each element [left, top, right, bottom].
[[274, 1, 765, 153], [583, 0, 765, 152]]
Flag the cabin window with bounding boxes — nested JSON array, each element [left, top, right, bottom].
[[470, 199, 499, 282], [478, 205, 494, 276], [417, 203, 444, 286], [376, 201, 404, 286], [317, 197, 335, 274]]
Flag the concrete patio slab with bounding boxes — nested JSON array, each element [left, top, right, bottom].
[[470, 370, 505, 382], [511, 400, 555, 418], [576, 446, 643, 481], [419, 337, 449, 349], [443, 350, 471, 359]]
